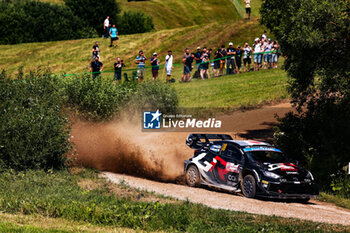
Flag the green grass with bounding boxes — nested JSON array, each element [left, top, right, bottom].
[[0, 169, 348, 233], [319, 192, 350, 210], [0, 18, 267, 76]]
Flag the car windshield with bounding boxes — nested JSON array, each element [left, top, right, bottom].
[[246, 151, 288, 163]]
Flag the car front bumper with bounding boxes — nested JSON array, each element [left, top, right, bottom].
[[257, 181, 319, 199]]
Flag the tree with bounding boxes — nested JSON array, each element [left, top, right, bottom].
[[260, 0, 349, 185], [64, 0, 121, 35]]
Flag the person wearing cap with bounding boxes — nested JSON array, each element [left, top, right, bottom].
[[165, 50, 173, 82], [226, 42, 236, 75], [195, 47, 202, 71], [92, 41, 100, 60], [150, 52, 160, 82], [244, 0, 251, 20], [136, 50, 147, 83], [89, 56, 104, 80], [200, 50, 210, 80], [243, 42, 252, 72], [109, 24, 118, 48], [253, 38, 262, 71], [235, 45, 243, 74]]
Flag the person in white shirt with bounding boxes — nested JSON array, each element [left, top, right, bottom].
[[243, 42, 252, 72], [103, 16, 110, 38], [245, 0, 251, 20], [165, 50, 173, 82], [261, 31, 267, 40], [253, 38, 262, 71]]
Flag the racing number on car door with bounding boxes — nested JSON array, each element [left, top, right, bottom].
[[211, 144, 242, 186]]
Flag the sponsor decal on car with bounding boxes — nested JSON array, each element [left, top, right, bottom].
[[243, 147, 282, 152], [266, 163, 298, 172]]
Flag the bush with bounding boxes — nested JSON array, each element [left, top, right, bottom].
[[0, 69, 70, 171], [0, 0, 96, 44], [119, 11, 154, 35], [65, 75, 137, 120], [64, 0, 120, 35], [128, 81, 178, 114], [330, 174, 350, 198]]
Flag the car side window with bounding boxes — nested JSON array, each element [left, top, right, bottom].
[[221, 144, 242, 162]]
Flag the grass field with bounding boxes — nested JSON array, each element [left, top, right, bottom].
[[0, 169, 348, 233], [0, 18, 268, 76]]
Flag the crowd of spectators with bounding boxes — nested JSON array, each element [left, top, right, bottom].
[[89, 19, 281, 83]]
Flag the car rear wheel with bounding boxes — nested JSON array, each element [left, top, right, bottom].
[[242, 175, 256, 198], [186, 165, 200, 187]]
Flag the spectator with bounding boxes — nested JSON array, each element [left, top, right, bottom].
[[195, 47, 202, 70], [200, 52, 210, 80], [109, 24, 118, 48], [235, 45, 243, 73], [181, 49, 194, 82], [92, 41, 100, 60], [244, 0, 251, 20], [243, 42, 252, 72], [264, 39, 272, 69], [165, 50, 173, 82], [114, 57, 125, 84], [219, 45, 227, 76], [226, 42, 236, 75], [272, 40, 280, 69], [213, 48, 222, 77], [150, 52, 160, 82], [89, 56, 104, 80], [136, 50, 147, 83], [261, 30, 267, 40], [104, 16, 110, 38], [253, 38, 262, 71]]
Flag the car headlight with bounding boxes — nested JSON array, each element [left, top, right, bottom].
[[306, 171, 314, 181], [262, 171, 281, 179]]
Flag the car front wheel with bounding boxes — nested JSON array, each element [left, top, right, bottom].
[[185, 165, 201, 187], [242, 175, 256, 198]]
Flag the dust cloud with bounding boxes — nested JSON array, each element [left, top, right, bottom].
[[70, 116, 192, 182]]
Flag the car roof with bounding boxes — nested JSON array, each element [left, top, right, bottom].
[[217, 140, 271, 147]]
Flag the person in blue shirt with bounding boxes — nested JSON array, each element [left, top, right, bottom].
[[150, 52, 160, 82], [109, 24, 118, 48]]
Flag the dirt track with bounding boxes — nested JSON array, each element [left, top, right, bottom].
[[71, 101, 350, 226], [103, 172, 350, 226]]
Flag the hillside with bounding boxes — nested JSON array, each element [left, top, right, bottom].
[[0, 18, 269, 76], [39, 0, 262, 30]]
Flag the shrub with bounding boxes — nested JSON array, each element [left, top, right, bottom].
[[65, 75, 137, 120], [128, 81, 178, 114], [118, 11, 154, 35], [64, 0, 120, 35], [0, 0, 96, 44], [0, 69, 70, 171]]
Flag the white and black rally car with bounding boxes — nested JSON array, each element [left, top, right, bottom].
[[184, 134, 318, 201]]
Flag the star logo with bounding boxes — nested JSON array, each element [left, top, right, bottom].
[[143, 110, 162, 129]]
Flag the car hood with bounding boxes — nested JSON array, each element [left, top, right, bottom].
[[262, 162, 308, 180]]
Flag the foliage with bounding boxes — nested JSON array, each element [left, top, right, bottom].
[[118, 11, 154, 35], [0, 0, 96, 44], [0, 69, 70, 171], [64, 0, 120, 35], [261, 0, 350, 186], [0, 169, 347, 232], [330, 174, 350, 198], [65, 75, 137, 120], [128, 81, 178, 114]]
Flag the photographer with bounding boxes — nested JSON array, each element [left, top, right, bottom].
[[243, 42, 252, 72], [226, 42, 236, 75], [136, 50, 147, 83], [114, 57, 125, 84], [89, 56, 104, 80], [91, 41, 100, 60]]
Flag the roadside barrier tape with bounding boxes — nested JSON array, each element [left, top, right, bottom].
[[228, 0, 245, 18], [63, 50, 280, 77]]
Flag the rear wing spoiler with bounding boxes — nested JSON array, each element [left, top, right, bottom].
[[186, 134, 233, 149]]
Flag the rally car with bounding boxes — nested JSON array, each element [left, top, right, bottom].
[[184, 134, 318, 201]]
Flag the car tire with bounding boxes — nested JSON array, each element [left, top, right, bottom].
[[186, 165, 201, 187], [242, 175, 256, 198]]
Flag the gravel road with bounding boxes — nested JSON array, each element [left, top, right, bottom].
[[103, 172, 350, 226]]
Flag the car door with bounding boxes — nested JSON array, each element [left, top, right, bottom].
[[212, 143, 242, 186]]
